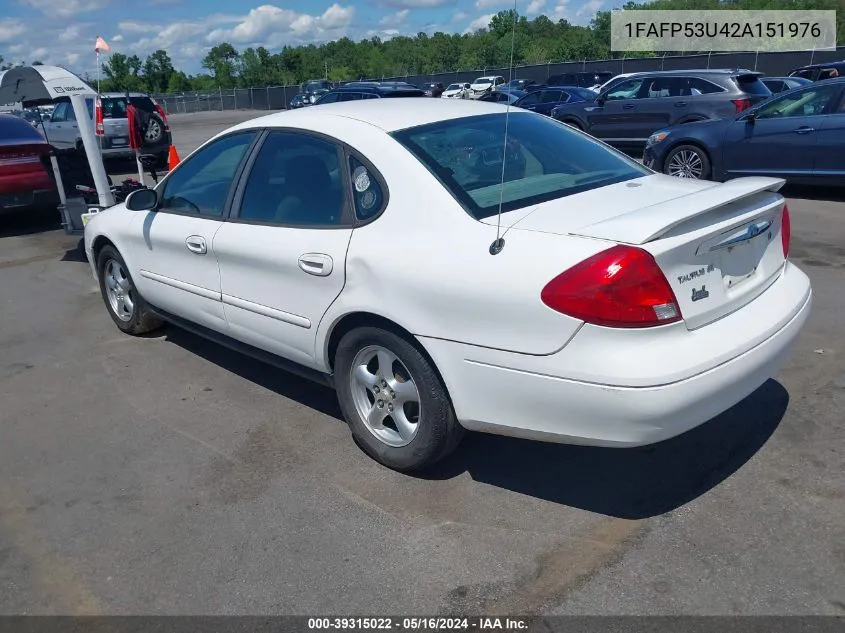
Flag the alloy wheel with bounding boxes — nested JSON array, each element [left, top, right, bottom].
[[349, 345, 421, 448]]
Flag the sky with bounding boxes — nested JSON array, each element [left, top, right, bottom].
[[0, 0, 614, 77]]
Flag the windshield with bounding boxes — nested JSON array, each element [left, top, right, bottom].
[[446, 84, 462, 90], [474, 78, 493, 85], [392, 112, 649, 220]]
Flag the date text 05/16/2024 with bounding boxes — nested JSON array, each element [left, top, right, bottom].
[[307, 618, 530, 631]]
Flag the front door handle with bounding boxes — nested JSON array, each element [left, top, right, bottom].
[[298, 253, 333, 277], [622, 103, 635, 110], [793, 126, 815, 134], [674, 101, 688, 107], [185, 235, 207, 255]]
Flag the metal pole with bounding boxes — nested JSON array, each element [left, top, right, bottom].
[[70, 93, 114, 208], [266, 85, 269, 110]]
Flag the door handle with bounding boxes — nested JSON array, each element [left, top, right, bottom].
[[793, 126, 815, 134], [298, 253, 333, 277], [674, 101, 688, 107], [622, 103, 635, 110], [185, 235, 207, 255]]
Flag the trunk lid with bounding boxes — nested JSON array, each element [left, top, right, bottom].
[[502, 174, 788, 330]]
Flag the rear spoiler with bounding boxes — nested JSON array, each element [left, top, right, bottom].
[[571, 176, 785, 245]]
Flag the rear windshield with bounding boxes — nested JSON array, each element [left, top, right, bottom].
[[0, 115, 46, 142], [86, 97, 155, 119], [570, 87, 600, 100], [733, 75, 772, 96], [392, 112, 649, 220], [382, 90, 425, 98]]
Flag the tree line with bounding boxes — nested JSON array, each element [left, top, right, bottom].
[[5, 0, 843, 94]]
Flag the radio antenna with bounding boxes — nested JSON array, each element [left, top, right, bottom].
[[489, 0, 518, 256]]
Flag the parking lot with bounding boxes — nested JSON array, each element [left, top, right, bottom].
[[1, 110, 843, 615]]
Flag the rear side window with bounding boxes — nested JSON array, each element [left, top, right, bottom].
[[688, 77, 725, 94], [790, 69, 816, 80], [349, 155, 385, 221], [733, 75, 771, 96]]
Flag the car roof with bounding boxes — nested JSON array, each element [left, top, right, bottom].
[[231, 98, 525, 134], [791, 60, 845, 70], [100, 92, 151, 98]]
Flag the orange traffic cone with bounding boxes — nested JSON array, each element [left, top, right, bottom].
[[167, 145, 181, 171]]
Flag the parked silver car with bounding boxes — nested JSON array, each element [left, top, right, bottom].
[[40, 92, 172, 165]]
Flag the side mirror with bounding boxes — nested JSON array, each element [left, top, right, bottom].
[[125, 188, 158, 211], [595, 95, 606, 105], [744, 111, 757, 123]]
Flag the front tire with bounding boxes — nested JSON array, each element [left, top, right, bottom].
[[334, 327, 464, 472], [664, 144, 711, 180], [96, 245, 163, 335]]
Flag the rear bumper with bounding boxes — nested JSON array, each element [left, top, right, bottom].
[[419, 262, 811, 447], [0, 188, 58, 214]]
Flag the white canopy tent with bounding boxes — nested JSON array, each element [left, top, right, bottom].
[[0, 65, 115, 217]]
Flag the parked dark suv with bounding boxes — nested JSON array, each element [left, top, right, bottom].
[[550, 69, 772, 150], [788, 60, 845, 82], [314, 82, 426, 103]]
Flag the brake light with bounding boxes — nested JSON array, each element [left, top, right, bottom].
[[781, 204, 791, 258], [732, 98, 752, 113], [95, 97, 104, 135], [541, 245, 682, 328], [151, 98, 170, 131]]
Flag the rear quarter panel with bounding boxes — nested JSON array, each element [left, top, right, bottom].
[[307, 117, 600, 368]]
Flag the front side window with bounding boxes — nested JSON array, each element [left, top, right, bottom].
[[604, 79, 645, 101], [515, 91, 542, 107], [755, 84, 841, 119], [159, 132, 255, 217], [392, 112, 649, 220], [237, 131, 346, 226]]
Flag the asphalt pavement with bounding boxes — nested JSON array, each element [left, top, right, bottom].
[[0, 110, 843, 615]]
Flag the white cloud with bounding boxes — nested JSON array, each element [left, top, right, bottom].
[[380, 9, 410, 26], [576, 0, 604, 18], [464, 14, 494, 33], [451, 11, 468, 21], [0, 19, 27, 43], [475, 0, 507, 8], [111, 34, 123, 42], [375, 0, 454, 7], [20, 0, 110, 18], [206, 3, 354, 47], [526, 0, 546, 16]]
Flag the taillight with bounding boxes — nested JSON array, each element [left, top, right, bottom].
[[151, 98, 169, 131], [732, 98, 752, 113], [781, 204, 791, 258], [95, 97, 104, 136], [541, 245, 682, 328]]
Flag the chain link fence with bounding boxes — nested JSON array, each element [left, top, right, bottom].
[[152, 46, 845, 114]]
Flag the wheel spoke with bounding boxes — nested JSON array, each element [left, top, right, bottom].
[[366, 403, 388, 429], [387, 375, 419, 405], [353, 363, 378, 389], [105, 275, 118, 291], [376, 349, 396, 376], [122, 293, 135, 315], [392, 408, 417, 441]]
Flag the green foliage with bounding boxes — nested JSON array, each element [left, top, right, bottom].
[[87, 0, 843, 94]]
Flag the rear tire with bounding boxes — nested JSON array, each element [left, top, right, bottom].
[[96, 245, 163, 335], [562, 119, 584, 131], [334, 326, 464, 472], [663, 144, 711, 180]]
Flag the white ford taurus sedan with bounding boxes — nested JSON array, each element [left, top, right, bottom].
[[83, 98, 812, 471]]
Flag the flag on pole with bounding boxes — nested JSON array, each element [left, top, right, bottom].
[[94, 36, 110, 53]]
